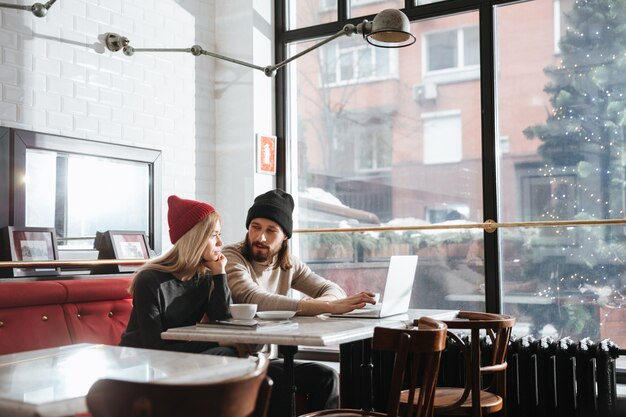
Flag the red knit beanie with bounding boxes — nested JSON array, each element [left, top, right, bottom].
[[167, 195, 216, 244]]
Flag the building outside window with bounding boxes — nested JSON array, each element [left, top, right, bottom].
[[422, 111, 462, 165], [322, 39, 396, 85], [281, 0, 626, 365]]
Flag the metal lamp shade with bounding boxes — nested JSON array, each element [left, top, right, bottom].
[[366, 9, 416, 48]]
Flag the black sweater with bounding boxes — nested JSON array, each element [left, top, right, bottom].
[[120, 269, 232, 352]]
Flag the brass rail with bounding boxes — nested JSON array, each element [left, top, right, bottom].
[[3, 218, 624, 268], [0, 259, 146, 268], [293, 218, 626, 234]]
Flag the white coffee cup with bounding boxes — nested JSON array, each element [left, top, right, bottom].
[[230, 304, 257, 320]]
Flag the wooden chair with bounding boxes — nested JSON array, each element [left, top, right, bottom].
[[401, 311, 515, 417], [86, 354, 272, 417], [299, 317, 448, 417]]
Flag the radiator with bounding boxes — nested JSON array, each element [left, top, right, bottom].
[[438, 334, 621, 417], [347, 335, 621, 416], [507, 336, 620, 417]]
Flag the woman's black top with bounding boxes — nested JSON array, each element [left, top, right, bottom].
[[120, 269, 231, 352]]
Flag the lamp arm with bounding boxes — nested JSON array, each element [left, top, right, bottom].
[[0, 0, 56, 17], [197, 49, 267, 73], [0, 3, 33, 11], [264, 23, 357, 77], [121, 44, 267, 73], [106, 21, 363, 77]]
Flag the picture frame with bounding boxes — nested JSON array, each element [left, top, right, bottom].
[[93, 230, 151, 274], [256, 134, 277, 175], [0, 226, 60, 277]]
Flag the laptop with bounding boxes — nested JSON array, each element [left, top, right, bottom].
[[331, 255, 418, 318]]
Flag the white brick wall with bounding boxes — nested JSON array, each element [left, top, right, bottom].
[[0, 0, 218, 250], [0, 0, 275, 250]]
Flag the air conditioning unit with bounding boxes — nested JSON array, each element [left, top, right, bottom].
[[413, 83, 438, 103]]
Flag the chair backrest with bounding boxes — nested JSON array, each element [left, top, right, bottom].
[[437, 311, 516, 416], [86, 355, 272, 417], [373, 317, 448, 417]]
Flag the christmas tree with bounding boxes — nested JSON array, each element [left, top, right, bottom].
[[524, 0, 626, 220], [522, 0, 626, 338]]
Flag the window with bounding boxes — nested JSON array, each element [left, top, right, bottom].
[[554, 0, 575, 53], [322, 38, 396, 85], [423, 26, 479, 83], [422, 111, 462, 164], [356, 128, 392, 171], [518, 168, 577, 222], [0, 128, 161, 252], [25, 151, 150, 245], [280, 0, 626, 371]]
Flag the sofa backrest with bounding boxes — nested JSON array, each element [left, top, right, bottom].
[[0, 278, 133, 355]]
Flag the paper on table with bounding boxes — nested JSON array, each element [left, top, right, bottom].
[[196, 319, 299, 331]]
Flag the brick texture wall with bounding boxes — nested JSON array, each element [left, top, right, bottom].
[[0, 0, 216, 245]]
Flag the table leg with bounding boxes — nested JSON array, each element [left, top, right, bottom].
[[279, 345, 299, 417]]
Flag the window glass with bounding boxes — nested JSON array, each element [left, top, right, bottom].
[[287, 0, 338, 30], [496, 0, 626, 349], [25, 150, 57, 228], [422, 111, 462, 164], [25, 150, 149, 248], [425, 26, 479, 73], [322, 37, 397, 85], [350, 0, 405, 20], [426, 30, 457, 71], [286, 12, 483, 311]]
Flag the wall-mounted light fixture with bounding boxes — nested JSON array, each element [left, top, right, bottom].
[[103, 8, 415, 77], [0, 0, 56, 17]]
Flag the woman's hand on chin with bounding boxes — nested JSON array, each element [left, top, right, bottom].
[[203, 253, 227, 275]]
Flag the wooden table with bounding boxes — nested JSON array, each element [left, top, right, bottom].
[[162, 308, 457, 416], [0, 343, 257, 417]]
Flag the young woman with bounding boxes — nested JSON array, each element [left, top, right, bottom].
[[120, 195, 235, 355]]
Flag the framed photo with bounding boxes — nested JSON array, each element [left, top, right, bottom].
[[94, 230, 150, 274], [256, 134, 277, 175], [0, 226, 59, 277]]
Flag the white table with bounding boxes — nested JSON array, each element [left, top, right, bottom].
[[162, 308, 457, 416], [0, 343, 257, 417]]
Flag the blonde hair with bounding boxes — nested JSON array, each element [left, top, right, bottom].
[[129, 212, 220, 293]]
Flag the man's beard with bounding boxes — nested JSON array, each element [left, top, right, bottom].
[[249, 241, 273, 263]]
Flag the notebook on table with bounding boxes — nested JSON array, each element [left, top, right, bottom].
[[330, 255, 418, 319]]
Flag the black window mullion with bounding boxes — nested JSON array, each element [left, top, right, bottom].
[[479, 1, 500, 314]]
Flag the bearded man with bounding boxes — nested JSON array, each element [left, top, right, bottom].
[[223, 189, 375, 417]]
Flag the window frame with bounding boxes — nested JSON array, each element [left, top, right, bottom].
[[275, 0, 626, 372], [0, 128, 162, 253]]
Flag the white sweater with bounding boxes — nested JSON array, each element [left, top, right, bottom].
[[223, 242, 346, 311]]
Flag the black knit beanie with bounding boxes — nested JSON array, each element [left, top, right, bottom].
[[245, 189, 294, 238]]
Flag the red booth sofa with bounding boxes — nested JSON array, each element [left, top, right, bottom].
[[0, 277, 133, 355]]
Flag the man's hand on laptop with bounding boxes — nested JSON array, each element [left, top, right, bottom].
[[297, 292, 377, 315]]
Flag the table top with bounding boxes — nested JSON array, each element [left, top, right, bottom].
[[0, 343, 257, 417], [162, 309, 458, 347]]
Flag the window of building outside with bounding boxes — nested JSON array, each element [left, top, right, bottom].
[[285, 7, 485, 318], [283, 0, 626, 365], [422, 111, 462, 164], [554, 0, 575, 53], [322, 39, 396, 85], [423, 25, 479, 83]]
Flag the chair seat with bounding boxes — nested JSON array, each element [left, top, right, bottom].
[[299, 409, 387, 417], [400, 387, 503, 415]]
